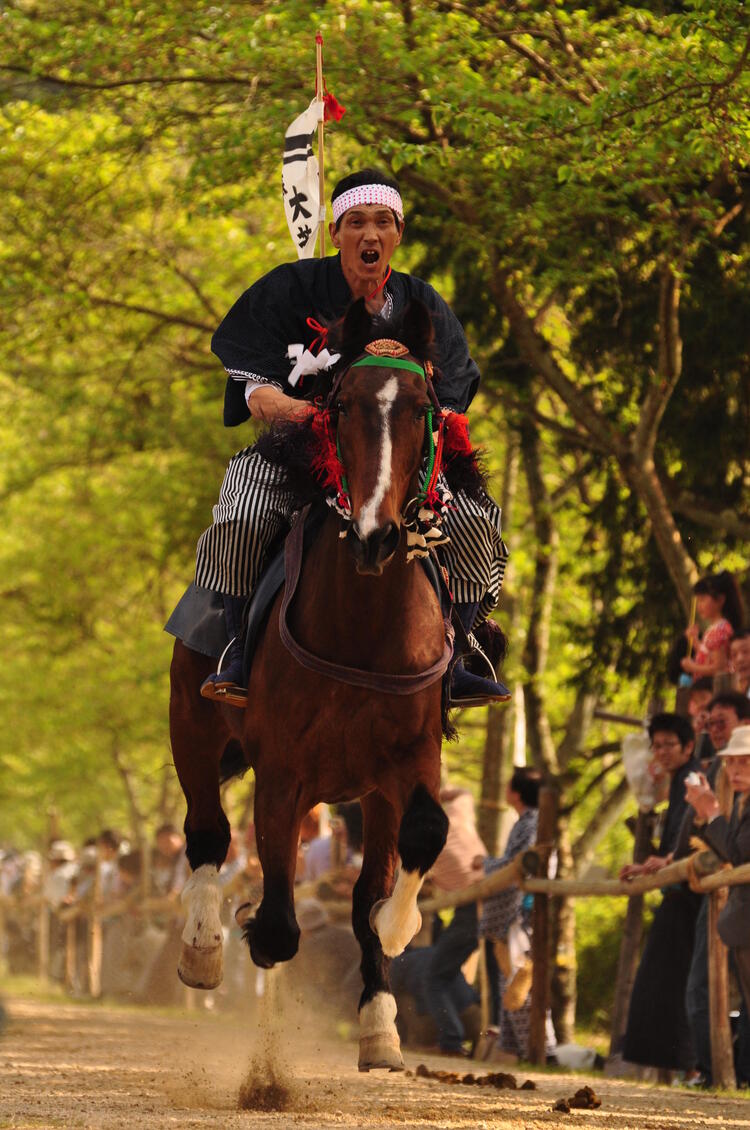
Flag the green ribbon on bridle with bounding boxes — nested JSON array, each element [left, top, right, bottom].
[[336, 354, 438, 510]]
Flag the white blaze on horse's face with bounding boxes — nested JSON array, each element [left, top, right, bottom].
[[356, 375, 399, 540]]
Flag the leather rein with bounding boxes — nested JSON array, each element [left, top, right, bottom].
[[278, 508, 453, 694]]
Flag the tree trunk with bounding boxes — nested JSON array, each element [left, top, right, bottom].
[[622, 456, 698, 616], [550, 827, 577, 1043], [478, 709, 510, 855], [519, 413, 560, 776], [490, 262, 698, 617], [478, 434, 520, 853], [108, 733, 146, 845]]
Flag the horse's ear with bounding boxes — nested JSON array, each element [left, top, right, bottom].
[[400, 300, 434, 358], [335, 298, 374, 354]]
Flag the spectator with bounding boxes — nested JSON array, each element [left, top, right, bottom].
[[685, 691, 750, 1086], [304, 803, 363, 889], [390, 938, 481, 1053], [621, 714, 701, 1075], [479, 767, 548, 1064], [96, 829, 123, 898], [4, 852, 41, 975], [687, 677, 716, 763], [705, 692, 750, 756], [217, 829, 247, 889], [681, 571, 745, 681], [152, 823, 188, 897], [730, 629, 750, 698], [686, 727, 750, 1064], [43, 841, 78, 910], [420, 784, 487, 1056], [283, 898, 361, 1024]]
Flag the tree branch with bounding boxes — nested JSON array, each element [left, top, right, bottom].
[[670, 493, 750, 540], [0, 64, 254, 91], [520, 403, 561, 777], [489, 265, 621, 456], [86, 293, 214, 333], [633, 265, 683, 459]]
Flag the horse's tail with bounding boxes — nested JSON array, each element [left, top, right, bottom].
[[218, 739, 249, 784]]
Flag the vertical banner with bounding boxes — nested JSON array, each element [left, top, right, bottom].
[[282, 33, 345, 260], [282, 98, 322, 259]]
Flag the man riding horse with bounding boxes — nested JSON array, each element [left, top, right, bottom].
[[196, 167, 509, 708]]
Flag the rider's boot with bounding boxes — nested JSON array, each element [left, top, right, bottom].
[[450, 601, 511, 707], [199, 593, 248, 708]]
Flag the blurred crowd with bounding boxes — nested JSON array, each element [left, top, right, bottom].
[[619, 567, 750, 1086], [0, 779, 562, 1063]]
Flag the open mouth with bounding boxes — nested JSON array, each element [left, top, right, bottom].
[[361, 249, 380, 265]]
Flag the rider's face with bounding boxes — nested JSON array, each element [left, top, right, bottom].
[[330, 204, 404, 295]]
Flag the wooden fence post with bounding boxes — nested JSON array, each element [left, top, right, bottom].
[[0, 899, 6, 976], [88, 856, 103, 998], [708, 887, 736, 1089], [608, 810, 656, 1059], [38, 856, 50, 984], [64, 918, 76, 992], [528, 786, 557, 1064]]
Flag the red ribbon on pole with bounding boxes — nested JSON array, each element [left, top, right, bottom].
[[315, 32, 347, 120]]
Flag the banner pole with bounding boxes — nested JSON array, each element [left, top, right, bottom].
[[316, 31, 326, 258]]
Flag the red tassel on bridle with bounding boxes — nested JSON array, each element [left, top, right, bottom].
[[309, 409, 346, 494], [441, 412, 474, 459]]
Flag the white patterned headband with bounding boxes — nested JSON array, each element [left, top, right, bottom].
[[331, 184, 404, 224]]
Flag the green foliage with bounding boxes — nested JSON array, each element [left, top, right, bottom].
[[0, 1, 747, 864], [576, 891, 660, 1028]]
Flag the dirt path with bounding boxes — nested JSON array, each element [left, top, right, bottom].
[[1, 995, 749, 1129]]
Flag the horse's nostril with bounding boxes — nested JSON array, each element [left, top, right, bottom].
[[379, 522, 400, 561], [347, 521, 399, 573]]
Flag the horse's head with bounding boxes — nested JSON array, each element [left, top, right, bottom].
[[333, 300, 436, 575]]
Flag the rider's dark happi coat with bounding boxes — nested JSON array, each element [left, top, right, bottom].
[[195, 253, 507, 613], [213, 253, 480, 423]]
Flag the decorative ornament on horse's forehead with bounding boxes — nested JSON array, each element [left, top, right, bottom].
[[364, 339, 410, 358]]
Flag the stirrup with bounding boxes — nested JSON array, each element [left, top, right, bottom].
[[200, 677, 248, 708], [199, 636, 247, 708]]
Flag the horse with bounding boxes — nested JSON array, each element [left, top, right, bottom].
[[169, 299, 482, 1071]]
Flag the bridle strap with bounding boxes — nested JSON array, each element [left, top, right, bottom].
[[326, 348, 443, 510], [278, 508, 453, 694]]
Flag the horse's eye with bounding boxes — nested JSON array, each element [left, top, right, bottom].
[[415, 405, 430, 421], [336, 400, 348, 417]]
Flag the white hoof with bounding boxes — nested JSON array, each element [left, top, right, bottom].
[[358, 992, 403, 1072], [177, 940, 224, 990], [179, 863, 224, 989], [358, 1033, 404, 1072]]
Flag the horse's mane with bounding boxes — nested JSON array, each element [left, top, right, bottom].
[[254, 299, 488, 503]]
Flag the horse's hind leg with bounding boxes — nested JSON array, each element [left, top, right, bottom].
[[170, 641, 232, 990], [370, 783, 448, 958], [354, 793, 403, 1072], [244, 775, 302, 968]]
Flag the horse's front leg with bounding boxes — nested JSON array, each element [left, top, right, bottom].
[[244, 773, 303, 968], [370, 782, 448, 958], [354, 792, 403, 1072], [170, 641, 232, 990]]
